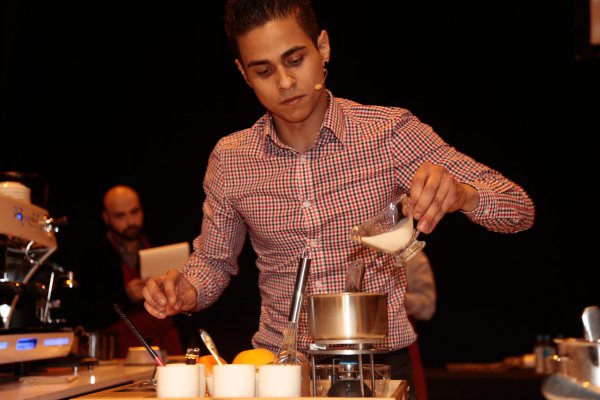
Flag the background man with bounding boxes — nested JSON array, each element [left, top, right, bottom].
[[76, 185, 183, 358]]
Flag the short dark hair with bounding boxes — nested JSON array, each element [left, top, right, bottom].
[[224, 0, 320, 59]]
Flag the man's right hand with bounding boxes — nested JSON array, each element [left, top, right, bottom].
[[143, 269, 198, 319]]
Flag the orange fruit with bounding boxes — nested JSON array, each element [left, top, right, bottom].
[[197, 354, 228, 375], [232, 348, 276, 368]]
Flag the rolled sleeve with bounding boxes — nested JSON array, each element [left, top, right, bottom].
[[182, 144, 248, 310]]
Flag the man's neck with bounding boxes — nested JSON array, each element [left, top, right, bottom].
[[276, 125, 319, 152], [272, 92, 329, 153]]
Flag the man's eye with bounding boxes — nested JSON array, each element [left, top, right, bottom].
[[256, 68, 272, 76], [287, 57, 303, 66]]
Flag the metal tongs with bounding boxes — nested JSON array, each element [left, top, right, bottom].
[[345, 260, 365, 292]]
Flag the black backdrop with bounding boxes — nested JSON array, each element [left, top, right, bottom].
[[1, 1, 598, 367]]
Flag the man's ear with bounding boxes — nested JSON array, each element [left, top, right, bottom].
[[317, 30, 331, 63], [102, 210, 109, 225], [235, 59, 252, 87]]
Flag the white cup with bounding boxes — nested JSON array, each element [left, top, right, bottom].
[[156, 363, 203, 398], [258, 364, 302, 398], [212, 364, 256, 398]]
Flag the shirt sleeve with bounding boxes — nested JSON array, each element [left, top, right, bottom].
[[404, 251, 437, 321], [182, 145, 248, 310], [392, 110, 535, 233]]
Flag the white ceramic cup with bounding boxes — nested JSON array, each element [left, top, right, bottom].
[[212, 364, 256, 398], [156, 363, 203, 398], [258, 364, 302, 398]]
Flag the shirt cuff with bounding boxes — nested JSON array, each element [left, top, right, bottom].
[[185, 274, 206, 312], [461, 183, 496, 220]]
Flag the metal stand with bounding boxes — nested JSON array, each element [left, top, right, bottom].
[[307, 343, 391, 397]]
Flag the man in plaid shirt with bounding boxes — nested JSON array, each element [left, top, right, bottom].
[[143, 0, 535, 392]]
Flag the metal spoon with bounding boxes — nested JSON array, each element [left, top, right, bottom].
[[199, 329, 224, 366], [582, 305, 600, 341]]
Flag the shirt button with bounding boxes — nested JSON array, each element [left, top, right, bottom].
[[302, 201, 311, 208], [314, 280, 323, 289], [299, 155, 307, 164]]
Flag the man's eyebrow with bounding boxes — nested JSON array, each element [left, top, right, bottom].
[[247, 59, 269, 68], [281, 46, 306, 59], [246, 46, 307, 68]]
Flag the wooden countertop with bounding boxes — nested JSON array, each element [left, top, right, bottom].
[[0, 361, 155, 400], [74, 379, 408, 400]]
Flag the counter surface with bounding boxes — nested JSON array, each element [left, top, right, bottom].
[[0, 362, 155, 400], [75, 379, 408, 400]]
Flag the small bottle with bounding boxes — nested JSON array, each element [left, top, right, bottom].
[[533, 334, 545, 374], [542, 334, 556, 374], [185, 347, 200, 365]]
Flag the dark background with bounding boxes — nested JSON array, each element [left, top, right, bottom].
[[1, 0, 598, 367]]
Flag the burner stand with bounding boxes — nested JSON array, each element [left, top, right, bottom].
[[307, 343, 391, 397]]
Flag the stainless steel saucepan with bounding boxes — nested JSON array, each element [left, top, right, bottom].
[[307, 292, 388, 344]]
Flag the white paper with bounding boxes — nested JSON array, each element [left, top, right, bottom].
[[139, 242, 190, 279]]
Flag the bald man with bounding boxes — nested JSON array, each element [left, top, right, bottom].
[[103, 185, 144, 241], [75, 185, 183, 358], [102, 185, 147, 303]]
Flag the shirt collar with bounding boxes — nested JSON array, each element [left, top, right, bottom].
[[257, 91, 347, 157], [322, 91, 347, 144]]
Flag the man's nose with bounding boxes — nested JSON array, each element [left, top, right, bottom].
[[277, 70, 296, 90], [125, 214, 136, 225]]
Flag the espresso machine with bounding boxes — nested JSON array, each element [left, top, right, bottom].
[[0, 189, 74, 375]]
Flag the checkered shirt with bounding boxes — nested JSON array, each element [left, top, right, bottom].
[[183, 92, 535, 354]]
